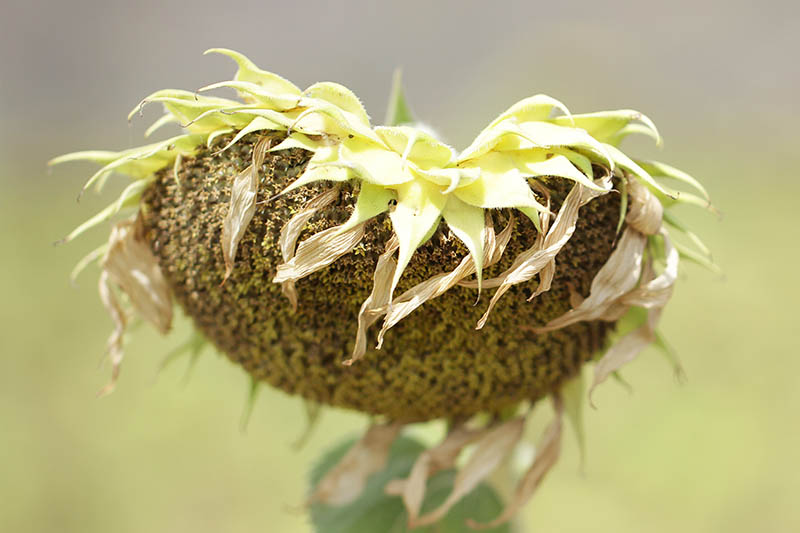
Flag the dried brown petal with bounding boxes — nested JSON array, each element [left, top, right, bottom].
[[221, 137, 272, 282], [477, 183, 584, 329], [532, 227, 647, 333], [277, 188, 339, 310], [272, 222, 366, 284], [102, 218, 172, 334], [620, 229, 679, 310], [96, 271, 126, 397], [589, 308, 661, 404], [385, 426, 489, 525], [468, 397, 564, 529], [625, 177, 663, 235], [589, 231, 679, 402], [311, 422, 403, 506], [345, 236, 399, 365], [411, 417, 524, 528], [376, 215, 513, 348], [97, 217, 172, 395]]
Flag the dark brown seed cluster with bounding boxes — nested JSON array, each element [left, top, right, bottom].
[[140, 133, 622, 422]]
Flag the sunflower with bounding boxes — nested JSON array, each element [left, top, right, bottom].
[[52, 49, 715, 529]]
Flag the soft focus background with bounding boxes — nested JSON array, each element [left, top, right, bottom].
[[2, 1, 798, 531]]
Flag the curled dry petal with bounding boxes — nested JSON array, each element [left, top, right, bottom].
[[476, 183, 584, 329], [385, 426, 490, 526], [98, 217, 173, 395], [311, 422, 403, 506], [620, 229, 679, 310], [345, 236, 399, 365], [376, 215, 513, 349], [625, 177, 663, 235], [589, 230, 679, 403], [97, 271, 126, 397], [468, 397, 564, 529], [589, 308, 662, 405], [102, 218, 172, 334], [221, 137, 271, 282], [532, 227, 647, 332], [272, 223, 366, 284], [527, 183, 554, 302], [277, 188, 339, 310], [411, 417, 525, 528]]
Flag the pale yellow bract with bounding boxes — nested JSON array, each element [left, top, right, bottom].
[[51, 49, 716, 529]]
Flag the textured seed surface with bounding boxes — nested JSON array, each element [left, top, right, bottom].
[[140, 133, 622, 422]]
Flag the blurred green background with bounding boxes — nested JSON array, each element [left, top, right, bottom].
[[2, 1, 798, 531]]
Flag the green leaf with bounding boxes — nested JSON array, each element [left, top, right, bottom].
[[384, 68, 416, 126], [310, 436, 510, 533]]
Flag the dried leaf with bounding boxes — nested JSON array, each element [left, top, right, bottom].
[[532, 228, 647, 332], [221, 137, 271, 282], [385, 426, 489, 526], [311, 422, 403, 506], [411, 417, 524, 528], [277, 188, 339, 309], [468, 398, 564, 529], [273, 223, 366, 284], [477, 183, 584, 329]]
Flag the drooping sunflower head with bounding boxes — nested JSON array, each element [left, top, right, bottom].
[[52, 49, 714, 527]]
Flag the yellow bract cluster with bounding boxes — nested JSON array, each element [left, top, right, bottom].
[[52, 47, 715, 381]]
